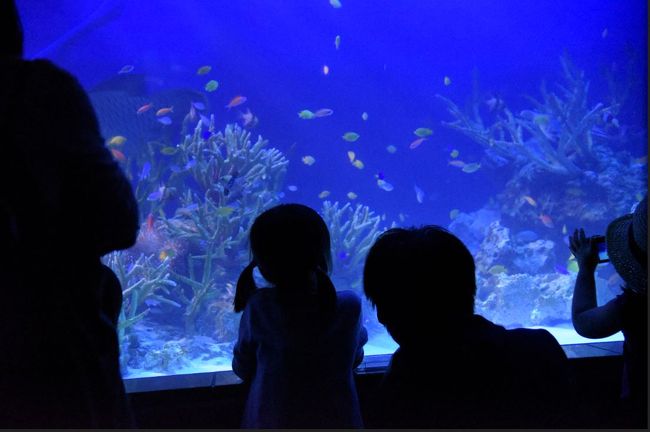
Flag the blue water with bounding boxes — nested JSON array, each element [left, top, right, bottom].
[[18, 0, 647, 378]]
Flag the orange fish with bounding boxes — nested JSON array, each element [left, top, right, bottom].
[[539, 214, 554, 228], [225, 95, 247, 110], [448, 160, 466, 168], [156, 106, 173, 116], [522, 195, 537, 207], [136, 102, 153, 114], [146, 213, 155, 231], [409, 137, 426, 149], [110, 148, 126, 162]]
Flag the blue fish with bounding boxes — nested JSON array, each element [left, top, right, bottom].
[[147, 186, 165, 201], [157, 116, 172, 125], [139, 162, 151, 180], [185, 159, 197, 170], [192, 101, 206, 110]]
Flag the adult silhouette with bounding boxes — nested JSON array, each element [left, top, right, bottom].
[[0, 1, 139, 427]]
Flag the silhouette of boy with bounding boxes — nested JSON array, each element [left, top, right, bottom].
[[363, 225, 572, 428]]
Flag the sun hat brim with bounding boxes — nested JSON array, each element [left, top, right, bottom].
[[606, 213, 647, 294]]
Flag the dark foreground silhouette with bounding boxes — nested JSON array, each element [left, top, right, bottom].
[[363, 225, 573, 428], [0, 1, 139, 427]]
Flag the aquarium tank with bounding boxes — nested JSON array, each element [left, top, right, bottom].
[[19, 0, 647, 379]]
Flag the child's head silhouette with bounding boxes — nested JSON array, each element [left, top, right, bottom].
[[234, 203, 335, 313]]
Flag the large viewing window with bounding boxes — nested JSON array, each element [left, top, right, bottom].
[[19, 0, 646, 381]]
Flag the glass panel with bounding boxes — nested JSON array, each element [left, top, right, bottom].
[[19, 0, 645, 379]]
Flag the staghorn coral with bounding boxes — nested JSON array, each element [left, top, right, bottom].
[[150, 121, 288, 337], [321, 201, 385, 292], [103, 251, 178, 368], [437, 54, 614, 178]]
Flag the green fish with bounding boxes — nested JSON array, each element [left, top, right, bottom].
[[461, 162, 481, 173], [161, 146, 179, 155], [334, 35, 341, 50], [488, 265, 508, 275], [215, 206, 235, 217], [567, 259, 579, 273], [414, 127, 433, 138], [298, 110, 316, 119], [342, 132, 360, 142], [204, 80, 219, 92]]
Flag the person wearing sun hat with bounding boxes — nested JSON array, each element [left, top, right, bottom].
[[569, 194, 647, 427]]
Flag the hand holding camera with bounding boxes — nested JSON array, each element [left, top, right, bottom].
[[569, 228, 608, 272]]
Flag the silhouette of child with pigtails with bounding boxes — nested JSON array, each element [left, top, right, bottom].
[[232, 203, 368, 428]]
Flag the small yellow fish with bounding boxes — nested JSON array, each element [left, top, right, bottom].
[[488, 265, 507, 275], [567, 259, 579, 273], [448, 160, 466, 168], [386, 145, 397, 154], [322, 65, 330, 75], [334, 35, 341, 50], [197, 65, 212, 75], [215, 206, 235, 217], [329, 0, 342, 8], [443, 76, 451, 86], [318, 190, 331, 199], [522, 195, 537, 207], [205, 80, 219, 92], [347, 192, 357, 200], [159, 250, 168, 261], [461, 162, 481, 173], [562, 224, 567, 235], [161, 146, 179, 155], [449, 209, 460, 220], [298, 110, 316, 119], [450, 149, 459, 158], [107, 135, 127, 146], [352, 159, 364, 169], [347, 151, 356, 162], [302, 155, 316, 166], [414, 127, 433, 138], [361, 112, 368, 121]]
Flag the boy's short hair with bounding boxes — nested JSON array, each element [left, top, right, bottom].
[[363, 226, 476, 331]]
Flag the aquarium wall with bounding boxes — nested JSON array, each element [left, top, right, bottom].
[[19, 0, 647, 379]]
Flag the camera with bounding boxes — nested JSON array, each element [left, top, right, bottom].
[[592, 235, 609, 263]]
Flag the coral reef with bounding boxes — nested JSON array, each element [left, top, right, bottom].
[[437, 54, 615, 178], [106, 121, 289, 372], [321, 201, 385, 292], [321, 200, 391, 336]]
